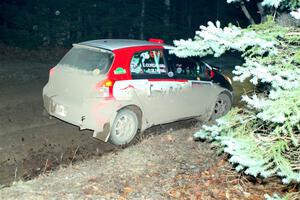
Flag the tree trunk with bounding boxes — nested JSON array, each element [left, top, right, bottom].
[[257, 2, 267, 23], [240, 2, 256, 25], [187, 0, 192, 30], [48, 19, 54, 46], [216, 0, 220, 21], [108, 27, 113, 39], [3, 19, 7, 29], [140, 0, 145, 39], [77, 9, 83, 41], [164, 0, 170, 27], [66, 21, 71, 44]]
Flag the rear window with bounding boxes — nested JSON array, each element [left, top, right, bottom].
[[58, 45, 114, 73]]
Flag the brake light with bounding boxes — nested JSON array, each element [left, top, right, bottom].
[[103, 80, 113, 87], [49, 67, 55, 76], [210, 70, 215, 78], [148, 38, 164, 44], [96, 79, 115, 98]]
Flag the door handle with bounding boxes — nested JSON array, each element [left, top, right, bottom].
[[148, 84, 154, 96]]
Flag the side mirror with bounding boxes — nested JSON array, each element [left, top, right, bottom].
[[212, 66, 221, 72], [209, 70, 215, 78], [205, 67, 215, 79]]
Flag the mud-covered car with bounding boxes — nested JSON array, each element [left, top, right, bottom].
[[43, 39, 233, 146]]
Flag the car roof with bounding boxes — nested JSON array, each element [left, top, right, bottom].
[[78, 39, 173, 51]]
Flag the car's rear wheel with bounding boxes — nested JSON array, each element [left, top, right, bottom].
[[210, 93, 232, 120], [109, 109, 139, 146]]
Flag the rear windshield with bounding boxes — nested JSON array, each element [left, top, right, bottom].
[[58, 45, 114, 73]]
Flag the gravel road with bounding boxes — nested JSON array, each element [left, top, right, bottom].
[[0, 60, 116, 187], [0, 54, 248, 188]]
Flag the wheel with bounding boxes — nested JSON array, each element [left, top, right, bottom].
[[109, 109, 139, 146], [210, 93, 232, 120]]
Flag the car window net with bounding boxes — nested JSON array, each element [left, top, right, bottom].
[[130, 50, 167, 75], [58, 46, 114, 73]]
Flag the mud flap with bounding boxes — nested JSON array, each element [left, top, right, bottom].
[[93, 123, 111, 141]]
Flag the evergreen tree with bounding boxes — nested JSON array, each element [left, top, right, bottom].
[[172, 0, 300, 199], [0, 0, 250, 48]]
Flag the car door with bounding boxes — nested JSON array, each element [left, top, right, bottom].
[[115, 49, 183, 125], [165, 51, 216, 119]]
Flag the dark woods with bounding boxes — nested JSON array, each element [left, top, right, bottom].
[[0, 0, 247, 48]]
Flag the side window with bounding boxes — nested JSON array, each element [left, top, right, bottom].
[[166, 52, 211, 81], [130, 49, 168, 78], [167, 56, 198, 80]]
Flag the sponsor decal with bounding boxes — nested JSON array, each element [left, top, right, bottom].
[[114, 67, 127, 75], [120, 84, 135, 90]]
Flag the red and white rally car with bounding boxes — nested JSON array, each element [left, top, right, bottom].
[[43, 39, 233, 145]]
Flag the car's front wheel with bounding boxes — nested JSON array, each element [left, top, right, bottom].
[[210, 93, 232, 120], [109, 109, 139, 146]]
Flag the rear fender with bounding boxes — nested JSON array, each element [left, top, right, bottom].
[[92, 103, 144, 142], [92, 109, 118, 142]]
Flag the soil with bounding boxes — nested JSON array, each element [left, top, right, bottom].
[[0, 61, 116, 187], [0, 127, 286, 200]]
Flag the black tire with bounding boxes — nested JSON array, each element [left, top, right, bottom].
[[109, 109, 139, 146], [210, 93, 232, 120]]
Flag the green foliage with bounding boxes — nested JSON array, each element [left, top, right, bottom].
[[176, 0, 300, 197], [248, 16, 289, 40], [265, 193, 287, 200], [227, 0, 300, 9], [171, 21, 277, 58], [293, 50, 300, 64], [283, 0, 300, 9], [174, 16, 300, 185], [195, 107, 300, 183], [265, 192, 300, 200]]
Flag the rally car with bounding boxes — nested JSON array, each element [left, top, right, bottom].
[[43, 39, 233, 146]]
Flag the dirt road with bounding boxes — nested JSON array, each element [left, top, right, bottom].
[[0, 66, 196, 187], [0, 54, 248, 188], [0, 126, 283, 200], [0, 60, 117, 187]]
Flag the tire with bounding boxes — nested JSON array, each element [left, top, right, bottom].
[[210, 93, 232, 120], [109, 109, 139, 146]]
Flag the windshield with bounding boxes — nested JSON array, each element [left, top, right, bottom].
[[58, 45, 114, 73]]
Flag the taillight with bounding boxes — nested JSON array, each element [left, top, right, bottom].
[[96, 79, 115, 98], [103, 80, 113, 87], [210, 70, 215, 78], [148, 38, 164, 44], [49, 67, 55, 76]]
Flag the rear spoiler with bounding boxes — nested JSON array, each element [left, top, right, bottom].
[[73, 44, 112, 54]]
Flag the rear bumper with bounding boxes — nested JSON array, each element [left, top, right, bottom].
[[43, 93, 119, 141]]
